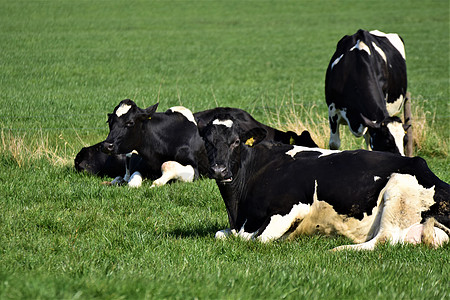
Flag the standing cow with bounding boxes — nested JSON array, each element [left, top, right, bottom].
[[325, 29, 408, 155], [199, 115, 449, 250]]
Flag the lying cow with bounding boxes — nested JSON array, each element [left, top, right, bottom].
[[199, 115, 449, 250], [77, 105, 317, 186], [325, 29, 408, 155], [75, 142, 126, 178], [101, 99, 209, 188], [75, 143, 151, 187]]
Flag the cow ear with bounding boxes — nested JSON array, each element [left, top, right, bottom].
[[360, 114, 380, 129], [197, 118, 207, 135], [139, 103, 159, 120], [241, 128, 267, 147]]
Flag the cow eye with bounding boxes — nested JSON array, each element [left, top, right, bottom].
[[232, 139, 240, 147], [125, 121, 135, 127]]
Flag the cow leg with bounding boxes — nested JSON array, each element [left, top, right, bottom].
[[333, 173, 440, 251], [111, 151, 134, 185], [215, 228, 233, 239], [363, 132, 372, 150], [127, 171, 143, 188], [111, 176, 126, 185], [151, 161, 195, 188], [328, 104, 341, 150]]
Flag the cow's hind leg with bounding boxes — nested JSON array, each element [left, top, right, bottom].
[[151, 161, 195, 188], [328, 104, 341, 150], [333, 173, 440, 251]]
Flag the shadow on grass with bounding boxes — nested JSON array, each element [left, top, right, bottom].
[[167, 223, 222, 239]]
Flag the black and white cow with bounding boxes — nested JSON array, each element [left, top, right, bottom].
[[325, 29, 408, 155], [199, 116, 449, 250], [74, 143, 151, 187], [195, 107, 318, 148], [75, 142, 126, 178], [101, 99, 209, 188], [77, 106, 318, 186]]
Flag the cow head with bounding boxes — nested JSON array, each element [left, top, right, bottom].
[[74, 143, 108, 174], [361, 114, 406, 155], [102, 99, 158, 155], [199, 117, 267, 183]]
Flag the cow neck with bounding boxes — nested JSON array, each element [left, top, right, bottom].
[[137, 113, 165, 160], [216, 144, 267, 230]]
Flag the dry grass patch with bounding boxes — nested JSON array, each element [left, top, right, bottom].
[[0, 130, 73, 167], [266, 98, 447, 157]]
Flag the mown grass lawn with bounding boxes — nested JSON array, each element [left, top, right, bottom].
[[0, 0, 448, 299]]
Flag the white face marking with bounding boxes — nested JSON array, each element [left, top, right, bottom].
[[386, 94, 404, 116], [350, 40, 371, 55], [387, 122, 405, 156], [331, 54, 344, 69], [285, 145, 341, 158], [212, 119, 233, 128], [372, 41, 387, 62], [369, 30, 406, 59], [116, 103, 132, 117], [169, 106, 197, 125], [374, 176, 381, 182]]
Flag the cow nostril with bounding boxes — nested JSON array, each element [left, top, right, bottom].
[[102, 142, 114, 153], [211, 164, 227, 178]]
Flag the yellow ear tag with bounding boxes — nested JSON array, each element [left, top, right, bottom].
[[245, 137, 255, 147], [289, 136, 295, 145], [148, 117, 152, 120]]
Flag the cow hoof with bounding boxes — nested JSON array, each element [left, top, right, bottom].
[[111, 176, 126, 185], [128, 172, 143, 188]]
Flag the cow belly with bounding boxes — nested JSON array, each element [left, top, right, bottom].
[[287, 196, 380, 244]]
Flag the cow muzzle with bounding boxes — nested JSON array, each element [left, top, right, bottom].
[[101, 142, 115, 154], [211, 164, 232, 183]]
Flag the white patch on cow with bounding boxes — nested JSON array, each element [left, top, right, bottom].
[[116, 103, 132, 117], [215, 228, 234, 239], [236, 221, 259, 240], [126, 150, 138, 157], [169, 106, 197, 125], [370, 30, 406, 60], [332, 173, 437, 250], [285, 146, 341, 159], [151, 161, 195, 188], [215, 222, 260, 241], [212, 119, 233, 128], [374, 176, 381, 182], [128, 171, 143, 188], [386, 94, 404, 116], [387, 122, 405, 156], [331, 54, 344, 69], [258, 202, 312, 243], [372, 41, 387, 63], [350, 40, 371, 55]]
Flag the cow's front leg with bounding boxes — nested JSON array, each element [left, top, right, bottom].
[[215, 228, 236, 240]]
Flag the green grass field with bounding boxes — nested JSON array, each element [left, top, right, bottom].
[[0, 0, 449, 299]]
